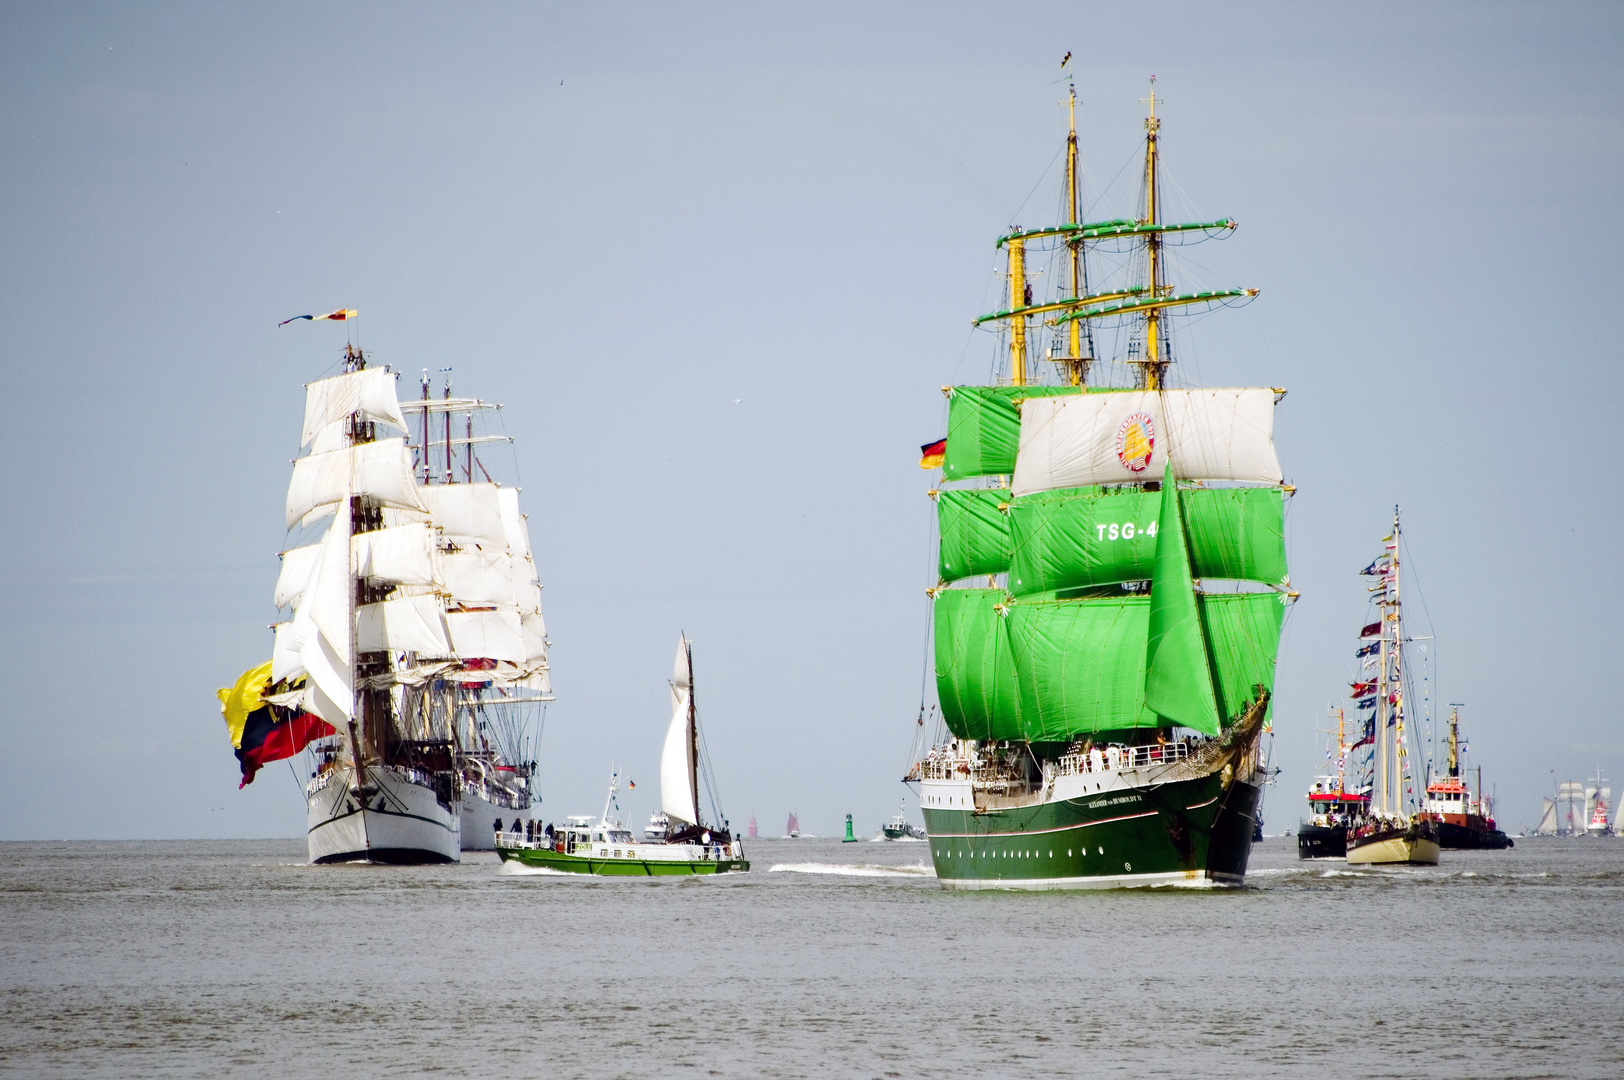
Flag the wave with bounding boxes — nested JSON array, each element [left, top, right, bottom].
[[767, 862, 935, 878], [496, 861, 579, 877]]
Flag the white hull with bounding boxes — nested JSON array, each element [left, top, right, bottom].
[[462, 785, 534, 851], [307, 764, 461, 864]]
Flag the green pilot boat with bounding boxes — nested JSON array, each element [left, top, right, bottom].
[[905, 79, 1294, 889], [497, 635, 748, 876]]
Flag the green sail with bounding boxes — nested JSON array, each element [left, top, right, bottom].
[[941, 385, 1083, 481], [933, 588, 1021, 741], [1006, 485, 1286, 595], [934, 588, 1285, 742], [936, 488, 1013, 582], [1143, 469, 1221, 734]]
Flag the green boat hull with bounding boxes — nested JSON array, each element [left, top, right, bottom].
[[495, 845, 749, 876], [921, 771, 1260, 889]]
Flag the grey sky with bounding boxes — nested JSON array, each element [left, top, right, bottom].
[[2, 3, 1620, 840]]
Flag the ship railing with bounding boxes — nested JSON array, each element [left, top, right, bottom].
[[1050, 741, 1191, 779]]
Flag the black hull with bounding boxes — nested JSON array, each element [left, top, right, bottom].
[[313, 847, 458, 865], [1437, 821, 1514, 850], [1297, 822, 1347, 859]]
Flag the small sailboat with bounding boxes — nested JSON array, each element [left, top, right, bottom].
[[786, 812, 800, 838], [1345, 509, 1440, 866], [496, 635, 748, 875], [747, 814, 758, 839]]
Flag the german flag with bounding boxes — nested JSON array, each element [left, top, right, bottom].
[[919, 438, 946, 470], [218, 663, 336, 788]]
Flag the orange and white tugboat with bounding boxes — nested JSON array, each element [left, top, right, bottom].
[[1421, 707, 1512, 850], [1345, 508, 1439, 866], [1297, 708, 1369, 858]]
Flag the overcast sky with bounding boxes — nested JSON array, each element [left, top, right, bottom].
[[3, 2, 1621, 841]]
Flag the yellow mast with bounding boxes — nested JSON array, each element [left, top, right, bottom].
[[1007, 238, 1027, 386], [1064, 84, 1084, 387], [1139, 77, 1165, 390]]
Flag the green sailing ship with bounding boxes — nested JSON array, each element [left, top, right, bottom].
[[905, 80, 1294, 889]]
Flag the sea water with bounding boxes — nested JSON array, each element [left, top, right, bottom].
[[2, 835, 1621, 1078]]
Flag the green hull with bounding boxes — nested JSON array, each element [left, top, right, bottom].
[[495, 844, 749, 876], [922, 772, 1260, 889]]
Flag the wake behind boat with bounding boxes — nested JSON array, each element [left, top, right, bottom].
[[497, 635, 748, 876]]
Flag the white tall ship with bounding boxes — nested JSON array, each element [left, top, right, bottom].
[[266, 344, 550, 863]]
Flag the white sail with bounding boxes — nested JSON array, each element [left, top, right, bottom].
[[286, 438, 427, 528], [1010, 388, 1283, 496], [1536, 796, 1558, 835], [301, 368, 407, 447], [672, 635, 692, 690], [497, 486, 533, 559], [661, 684, 698, 827], [273, 542, 323, 609], [270, 619, 306, 684], [356, 594, 452, 656], [444, 608, 526, 664], [520, 611, 548, 663], [418, 482, 507, 546], [440, 548, 517, 606], [352, 523, 438, 586]]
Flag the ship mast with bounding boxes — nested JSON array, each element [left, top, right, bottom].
[[686, 637, 700, 827], [1446, 706, 1460, 778], [1062, 83, 1088, 387], [1139, 78, 1165, 391]]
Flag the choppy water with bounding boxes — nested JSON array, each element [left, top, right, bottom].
[[3, 835, 1621, 1078]]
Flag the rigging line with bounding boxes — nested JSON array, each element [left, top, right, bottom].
[[1082, 146, 1142, 222], [1007, 143, 1066, 230]]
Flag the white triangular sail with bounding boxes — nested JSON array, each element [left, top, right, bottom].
[[1011, 388, 1284, 497], [301, 368, 407, 448], [660, 636, 699, 827], [1536, 797, 1557, 835]]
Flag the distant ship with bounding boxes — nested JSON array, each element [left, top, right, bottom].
[[644, 811, 669, 841], [747, 814, 758, 839], [786, 812, 800, 839], [1420, 707, 1511, 850], [882, 801, 926, 841], [497, 635, 747, 875], [1345, 509, 1440, 867], [1586, 769, 1613, 836], [1297, 708, 1369, 859]]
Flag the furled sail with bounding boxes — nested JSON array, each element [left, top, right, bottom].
[[285, 437, 427, 527], [300, 368, 407, 448], [356, 593, 452, 656], [1143, 468, 1221, 734], [1006, 485, 1286, 594], [352, 523, 438, 586], [660, 635, 700, 827], [418, 482, 507, 546], [936, 489, 1014, 582], [1011, 388, 1283, 496]]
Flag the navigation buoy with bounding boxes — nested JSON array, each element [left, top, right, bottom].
[[843, 813, 857, 842]]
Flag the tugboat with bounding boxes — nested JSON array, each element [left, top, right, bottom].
[[1586, 769, 1613, 836], [1297, 708, 1370, 858], [1420, 707, 1512, 850], [882, 801, 927, 840], [1345, 509, 1440, 866]]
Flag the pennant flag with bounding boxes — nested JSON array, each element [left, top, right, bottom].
[[919, 438, 947, 470], [1349, 680, 1376, 697], [279, 308, 358, 327], [1355, 696, 1377, 710], [1356, 642, 1380, 658], [1360, 558, 1387, 576], [1360, 621, 1382, 638]]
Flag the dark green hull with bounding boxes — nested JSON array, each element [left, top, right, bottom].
[[495, 844, 748, 876], [922, 772, 1261, 889]]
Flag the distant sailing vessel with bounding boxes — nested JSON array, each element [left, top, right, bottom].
[[786, 812, 801, 839], [747, 814, 758, 839], [1297, 708, 1370, 859], [496, 635, 747, 875], [221, 345, 551, 864], [907, 82, 1289, 888], [1555, 780, 1587, 835], [1345, 509, 1440, 866], [1421, 707, 1511, 850]]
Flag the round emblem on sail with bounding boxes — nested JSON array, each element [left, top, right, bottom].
[[1115, 412, 1155, 472]]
